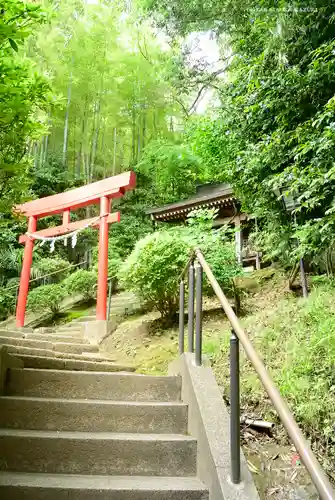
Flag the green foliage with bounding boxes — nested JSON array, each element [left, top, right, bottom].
[[92, 256, 123, 281], [27, 283, 66, 316], [237, 280, 335, 472], [187, 207, 219, 231], [0, 288, 16, 321], [119, 209, 242, 320], [185, 208, 242, 294], [136, 139, 199, 203], [0, 0, 50, 214], [31, 1, 180, 180], [108, 215, 152, 259], [118, 231, 190, 320], [30, 257, 71, 283], [147, 0, 335, 263], [201, 233, 242, 296], [92, 240, 123, 279], [64, 269, 97, 300]]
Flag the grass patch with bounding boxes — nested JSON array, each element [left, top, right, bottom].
[[109, 271, 335, 478], [211, 279, 335, 476]]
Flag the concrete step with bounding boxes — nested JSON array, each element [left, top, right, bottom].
[[0, 473, 209, 500], [57, 323, 85, 330], [0, 429, 197, 476], [34, 327, 56, 334], [0, 330, 25, 339], [0, 396, 188, 434], [3, 345, 115, 363], [0, 336, 53, 350], [53, 342, 98, 354], [73, 315, 96, 322], [24, 333, 85, 343], [6, 345, 58, 358], [5, 369, 182, 401], [12, 355, 135, 372], [56, 328, 84, 335], [5, 343, 98, 356]]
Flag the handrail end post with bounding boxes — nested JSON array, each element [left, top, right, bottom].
[[195, 262, 203, 366], [188, 262, 195, 353], [179, 280, 185, 355], [230, 328, 241, 484]]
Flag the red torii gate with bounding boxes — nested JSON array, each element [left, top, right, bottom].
[[14, 171, 136, 327]]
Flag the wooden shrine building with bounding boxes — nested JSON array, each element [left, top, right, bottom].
[[146, 182, 260, 268]]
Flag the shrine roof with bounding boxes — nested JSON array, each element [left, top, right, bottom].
[[146, 183, 236, 221]]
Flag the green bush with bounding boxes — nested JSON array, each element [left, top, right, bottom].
[[64, 269, 97, 300], [200, 233, 242, 297], [118, 231, 190, 321], [27, 284, 66, 316], [30, 257, 71, 284], [92, 241, 123, 280], [119, 221, 242, 321], [93, 256, 122, 281], [0, 288, 16, 321], [108, 215, 153, 259]]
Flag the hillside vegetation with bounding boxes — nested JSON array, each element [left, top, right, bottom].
[[103, 271, 335, 480]]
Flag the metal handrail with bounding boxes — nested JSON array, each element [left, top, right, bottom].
[[179, 248, 335, 500]]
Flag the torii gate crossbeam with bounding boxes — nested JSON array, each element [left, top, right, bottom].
[[14, 171, 136, 327]]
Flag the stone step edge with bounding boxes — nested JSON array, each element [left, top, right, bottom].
[[8, 367, 178, 380], [0, 472, 208, 492], [14, 354, 135, 372], [0, 395, 186, 408], [4, 347, 115, 363], [0, 429, 195, 442]]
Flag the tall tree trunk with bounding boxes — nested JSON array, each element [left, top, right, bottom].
[[62, 73, 72, 168], [131, 105, 136, 164], [90, 99, 101, 181], [43, 133, 49, 167], [33, 142, 38, 168], [76, 97, 88, 179], [169, 115, 174, 133], [142, 114, 146, 149], [101, 124, 106, 178], [113, 127, 117, 175], [137, 124, 141, 161], [39, 138, 44, 168]]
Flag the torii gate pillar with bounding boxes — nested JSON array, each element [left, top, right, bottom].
[[16, 216, 37, 328], [15, 171, 136, 327], [96, 196, 110, 320]]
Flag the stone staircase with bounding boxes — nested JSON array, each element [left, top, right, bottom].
[[0, 321, 131, 372], [0, 323, 209, 499]]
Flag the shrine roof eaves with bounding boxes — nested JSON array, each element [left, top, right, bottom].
[[146, 185, 235, 219]]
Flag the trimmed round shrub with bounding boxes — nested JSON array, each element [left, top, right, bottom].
[[64, 269, 97, 300], [119, 224, 243, 322], [27, 284, 66, 316], [118, 231, 190, 321]]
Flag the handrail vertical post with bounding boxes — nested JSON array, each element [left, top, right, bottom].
[[195, 262, 203, 366], [230, 328, 241, 484], [179, 280, 185, 355], [188, 262, 195, 352]]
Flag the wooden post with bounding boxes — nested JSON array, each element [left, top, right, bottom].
[[96, 196, 110, 320], [16, 216, 37, 327], [235, 220, 243, 265]]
